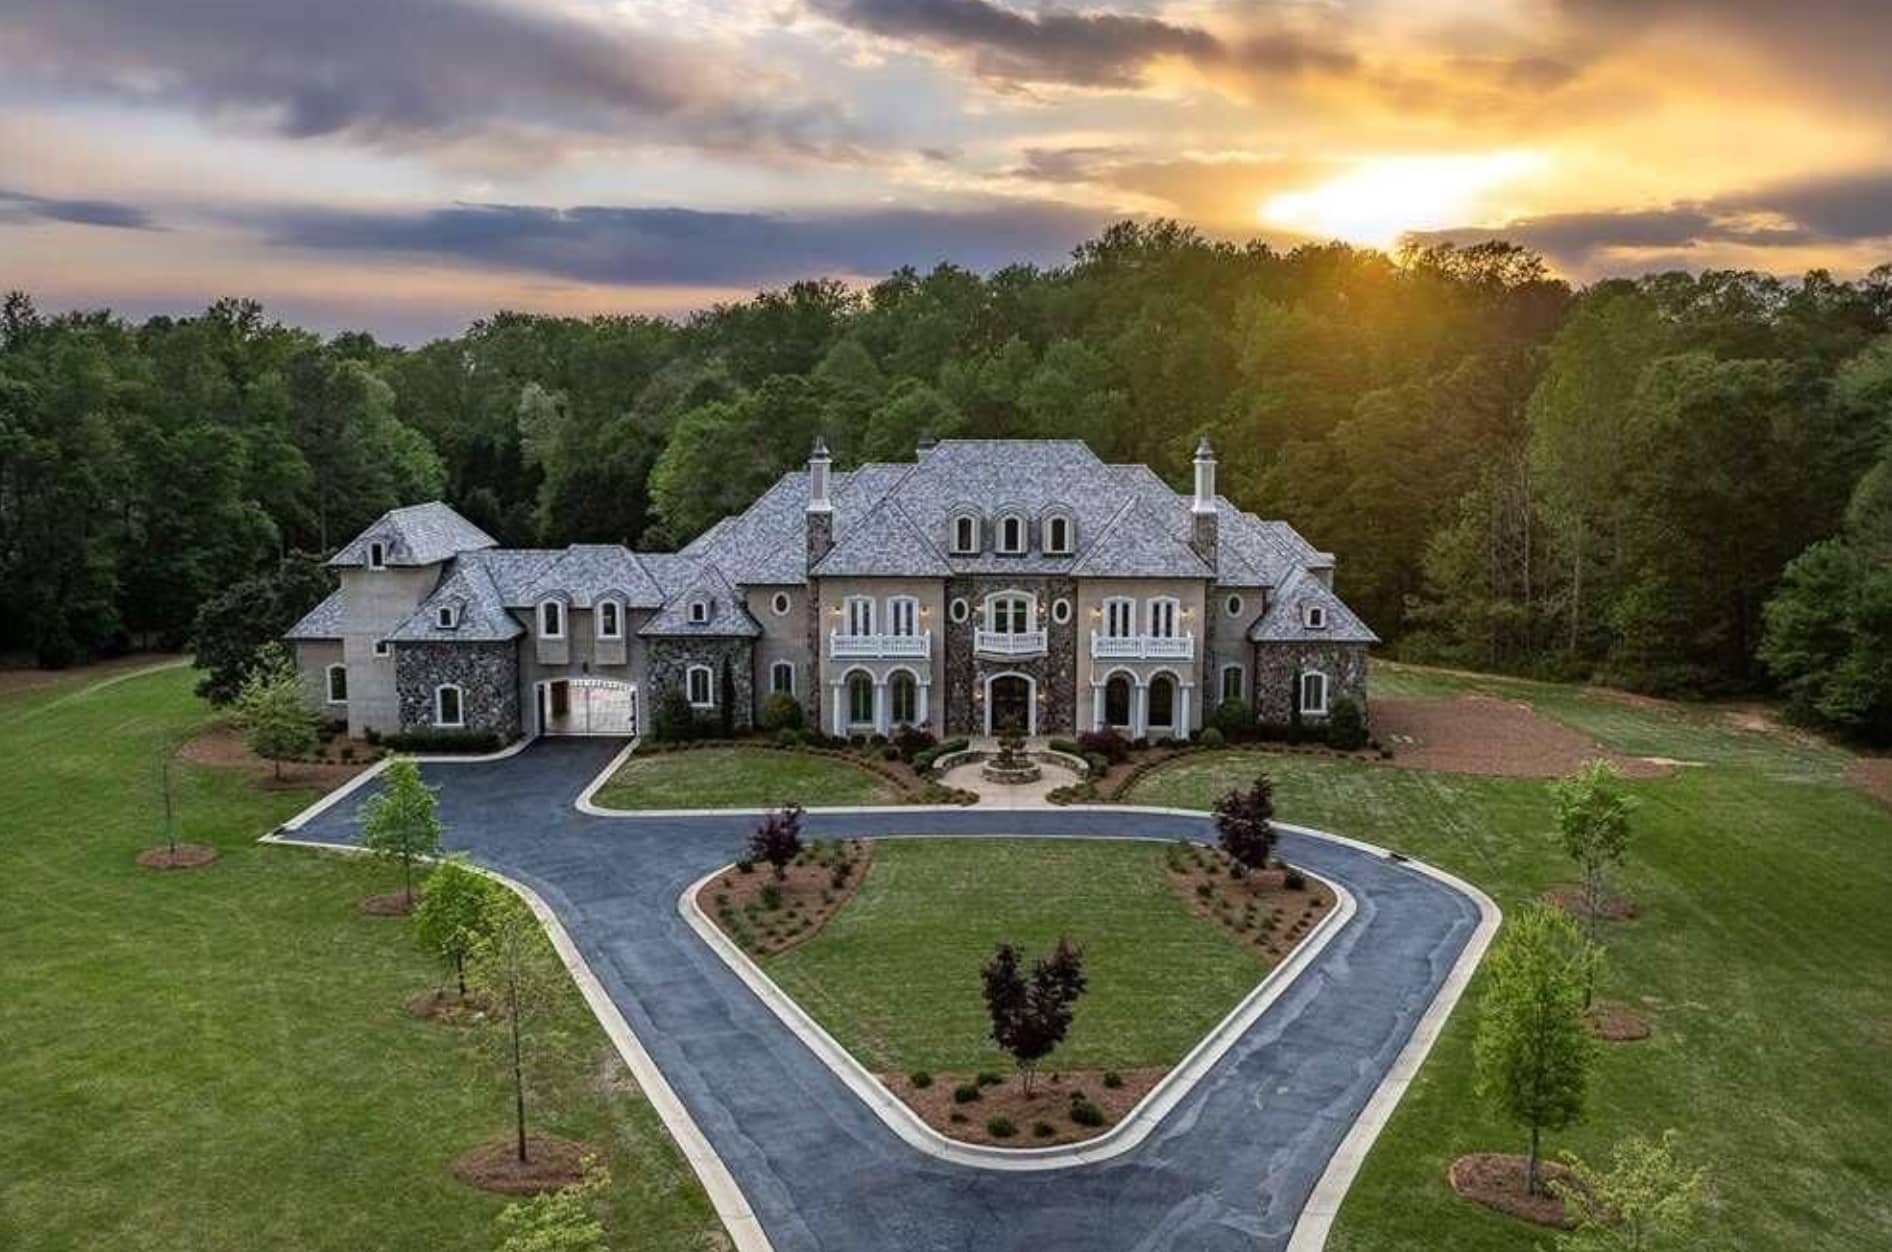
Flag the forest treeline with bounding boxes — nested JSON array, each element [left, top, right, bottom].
[[3, 223, 1888, 738]]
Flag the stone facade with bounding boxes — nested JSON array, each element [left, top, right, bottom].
[[942, 575, 1079, 736], [1251, 641, 1370, 728], [647, 637, 756, 732], [393, 640, 521, 738]]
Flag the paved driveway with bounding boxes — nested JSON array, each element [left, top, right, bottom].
[[288, 739, 1483, 1252]]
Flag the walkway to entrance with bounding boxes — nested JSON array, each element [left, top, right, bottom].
[[539, 678, 636, 736]]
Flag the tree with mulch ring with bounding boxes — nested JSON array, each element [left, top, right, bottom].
[[1551, 759, 1638, 1005], [357, 756, 441, 915], [407, 987, 497, 1026], [983, 936, 1087, 1096], [1449, 1153, 1579, 1228], [1585, 1000, 1653, 1042], [1543, 884, 1639, 921], [414, 856, 500, 998], [233, 643, 319, 782], [451, 1133, 595, 1195], [135, 738, 219, 870], [469, 899, 566, 1175]]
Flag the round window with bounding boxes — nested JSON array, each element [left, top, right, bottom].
[[771, 591, 792, 616], [949, 597, 970, 624], [1225, 593, 1244, 618], [1051, 597, 1072, 624]]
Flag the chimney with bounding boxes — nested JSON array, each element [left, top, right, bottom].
[[1191, 436, 1218, 568], [806, 436, 834, 568], [915, 432, 937, 456]]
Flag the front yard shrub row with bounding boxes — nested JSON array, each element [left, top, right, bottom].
[[374, 728, 505, 754]]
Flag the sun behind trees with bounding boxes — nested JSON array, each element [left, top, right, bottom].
[[981, 937, 1088, 1097]]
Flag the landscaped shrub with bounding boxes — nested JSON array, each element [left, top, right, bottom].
[[912, 737, 970, 774], [1047, 738, 1083, 757], [773, 728, 802, 748], [985, 1116, 1016, 1139], [1032, 1121, 1055, 1139], [1084, 752, 1110, 776], [651, 689, 696, 742], [952, 1083, 981, 1104], [1325, 697, 1368, 751], [892, 723, 937, 763], [759, 884, 782, 910], [1214, 774, 1277, 877], [1077, 727, 1131, 764], [735, 858, 755, 875], [378, 729, 503, 754], [1102, 1071, 1123, 1089], [1284, 867, 1307, 891], [909, 1071, 933, 1089], [760, 690, 804, 732], [976, 1070, 1002, 1087], [1198, 727, 1225, 749], [1069, 1097, 1105, 1127], [1213, 697, 1252, 741]]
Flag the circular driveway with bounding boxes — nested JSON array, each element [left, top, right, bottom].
[[285, 739, 1488, 1252]]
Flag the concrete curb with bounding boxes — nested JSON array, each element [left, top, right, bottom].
[[274, 735, 540, 833], [679, 843, 1356, 1172]]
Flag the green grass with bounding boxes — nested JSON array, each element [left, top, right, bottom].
[[764, 838, 1271, 1073], [1129, 667, 1892, 1252], [0, 666, 720, 1252], [595, 746, 900, 810]]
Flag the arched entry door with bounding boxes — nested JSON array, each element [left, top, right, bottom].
[[1147, 673, 1176, 737], [1104, 674, 1131, 729], [987, 673, 1033, 736]]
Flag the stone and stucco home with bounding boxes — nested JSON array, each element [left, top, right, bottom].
[[286, 438, 1376, 742]]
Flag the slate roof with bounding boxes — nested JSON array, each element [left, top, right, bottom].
[[390, 558, 524, 642], [638, 564, 761, 638], [330, 502, 496, 567], [812, 495, 952, 577], [284, 590, 346, 640], [1249, 567, 1380, 644], [1068, 496, 1213, 579], [458, 549, 563, 602], [519, 544, 665, 608]]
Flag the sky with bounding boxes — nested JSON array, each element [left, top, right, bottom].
[[2, 0, 1890, 342]]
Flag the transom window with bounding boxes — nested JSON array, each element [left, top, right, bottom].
[[597, 600, 622, 639], [325, 664, 348, 704], [844, 596, 875, 636], [1303, 604, 1328, 630], [771, 661, 795, 695], [1300, 671, 1330, 716], [1148, 597, 1179, 639], [951, 513, 980, 555], [986, 592, 1032, 634], [366, 541, 386, 570], [1103, 597, 1135, 639], [434, 684, 464, 727], [538, 600, 564, 638], [687, 665, 714, 708], [1220, 664, 1244, 705], [688, 598, 710, 625], [890, 671, 918, 725], [1044, 513, 1072, 555], [997, 514, 1026, 555], [847, 671, 874, 724]]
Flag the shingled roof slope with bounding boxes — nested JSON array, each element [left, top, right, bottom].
[[1248, 567, 1379, 644], [638, 564, 761, 637], [330, 501, 496, 568], [390, 558, 523, 642], [284, 590, 347, 640]]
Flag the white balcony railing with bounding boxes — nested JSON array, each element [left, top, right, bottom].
[[1090, 631, 1195, 660], [974, 628, 1049, 657], [829, 630, 931, 659]]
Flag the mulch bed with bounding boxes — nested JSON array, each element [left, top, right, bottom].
[[135, 843, 218, 870], [699, 838, 875, 956], [451, 1134, 594, 1194], [1375, 695, 1672, 779], [1166, 844, 1338, 966], [1586, 1000, 1653, 1041], [1449, 1153, 1578, 1228], [361, 890, 421, 916], [408, 988, 496, 1026], [888, 1067, 1165, 1146], [1544, 884, 1639, 921], [178, 723, 376, 792]]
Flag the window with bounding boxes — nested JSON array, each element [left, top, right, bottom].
[[997, 514, 1026, 555], [1148, 674, 1175, 727], [1220, 664, 1244, 705], [847, 671, 874, 724], [844, 595, 875, 637], [949, 597, 970, 624], [688, 598, 710, 625], [986, 592, 1032, 634], [367, 540, 386, 570], [770, 661, 795, 695], [436, 605, 457, 630], [687, 665, 714, 708], [435, 684, 464, 727], [1300, 671, 1329, 716], [1104, 674, 1131, 726], [887, 596, 918, 637], [538, 600, 564, 638], [1044, 512, 1072, 555], [890, 671, 918, 725], [1103, 597, 1135, 639], [1303, 604, 1328, 630], [597, 600, 622, 639], [325, 664, 348, 704], [951, 513, 980, 555], [1051, 597, 1072, 624], [771, 591, 792, 617], [1148, 597, 1179, 639], [373, 640, 391, 659], [1225, 593, 1244, 618]]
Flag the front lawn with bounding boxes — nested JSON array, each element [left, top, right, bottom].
[[1126, 666, 1892, 1252], [0, 666, 721, 1252], [594, 745, 901, 810]]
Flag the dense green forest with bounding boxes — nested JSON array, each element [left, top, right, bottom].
[[3, 223, 1888, 738]]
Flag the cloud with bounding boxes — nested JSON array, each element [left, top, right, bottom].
[[0, 0, 856, 161], [0, 187, 157, 231], [1002, 145, 1318, 228], [247, 199, 1112, 286], [806, 0, 1354, 89]]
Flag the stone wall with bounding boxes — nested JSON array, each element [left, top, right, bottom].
[[393, 641, 521, 738], [942, 575, 1078, 736], [1251, 641, 1370, 728], [646, 637, 756, 732]]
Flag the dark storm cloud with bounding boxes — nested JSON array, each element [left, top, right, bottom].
[[0, 0, 853, 157], [0, 188, 157, 231], [807, 0, 1354, 88], [249, 200, 1111, 286]]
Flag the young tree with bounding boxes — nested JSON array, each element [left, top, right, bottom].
[[1213, 774, 1276, 878], [1554, 1130, 1709, 1251], [1474, 904, 1600, 1195], [358, 756, 443, 908], [414, 857, 499, 997], [748, 802, 804, 880], [982, 936, 1088, 1095], [494, 1155, 610, 1252], [470, 902, 563, 1164], [233, 643, 318, 780], [1550, 759, 1637, 1003]]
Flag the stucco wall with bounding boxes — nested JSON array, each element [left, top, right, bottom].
[[1252, 641, 1370, 727], [516, 605, 646, 734], [747, 584, 818, 723], [1073, 578, 1209, 735], [811, 576, 948, 734], [1207, 584, 1268, 716], [393, 640, 521, 738], [292, 640, 345, 721], [336, 564, 442, 737]]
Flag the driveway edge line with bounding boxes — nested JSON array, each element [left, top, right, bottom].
[[678, 847, 1357, 1172]]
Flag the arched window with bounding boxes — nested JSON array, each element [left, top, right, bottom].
[[770, 661, 795, 695], [985, 591, 1033, 635], [997, 513, 1026, 555], [1303, 604, 1328, 630], [890, 671, 918, 725], [843, 595, 875, 637], [435, 604, 458, 630], [596, 599, 622, 639], [538, 599, 564, 638], [847, 671, 875, 724], [325, 664, 348, 704], [1148, 674, 1176, 728], [1043, 512, 1073, 555], [434, 684, 464, 727], [1147, 597, 1180, 638], [1299, 671, 1329, 716], [367, 541, 386, 570], [951, 512, 980, 555], [1104, 674, 1131, 727], [1102, 596, 1135, 639], [687, 665, 714, 708], [1220, 664, 1244, 705], [688, 597, 710, 625], [887, 596, 919, 637]]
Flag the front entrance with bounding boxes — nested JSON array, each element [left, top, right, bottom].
[[538, 678, 637, 737], [985, 673, 1034, 737]]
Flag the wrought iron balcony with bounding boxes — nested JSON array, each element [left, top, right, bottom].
[[829, 630, 931, 659], [1090, 631, 1194, 660], [973, 628, 1048, 658]]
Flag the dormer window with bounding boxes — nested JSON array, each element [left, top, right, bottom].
[[688, 598, 710, 625], [435, 605, 457, 630], [597, 600, 622, 639], [1044, 513, 1072, 555], [366, 541, 386, 570], [1303, 604, 1328, 630], [951, 513, 980, 555], [538, 600, 564, 639], [997, 514, 1026, 555]]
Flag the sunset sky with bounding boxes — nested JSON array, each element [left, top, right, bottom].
[[4, 0, 1890, 341]]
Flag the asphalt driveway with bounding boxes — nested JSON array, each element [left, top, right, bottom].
[[287, 739, 1483, 1252]]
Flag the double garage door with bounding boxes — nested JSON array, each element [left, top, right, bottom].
[[540, 678, 637, 737]]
